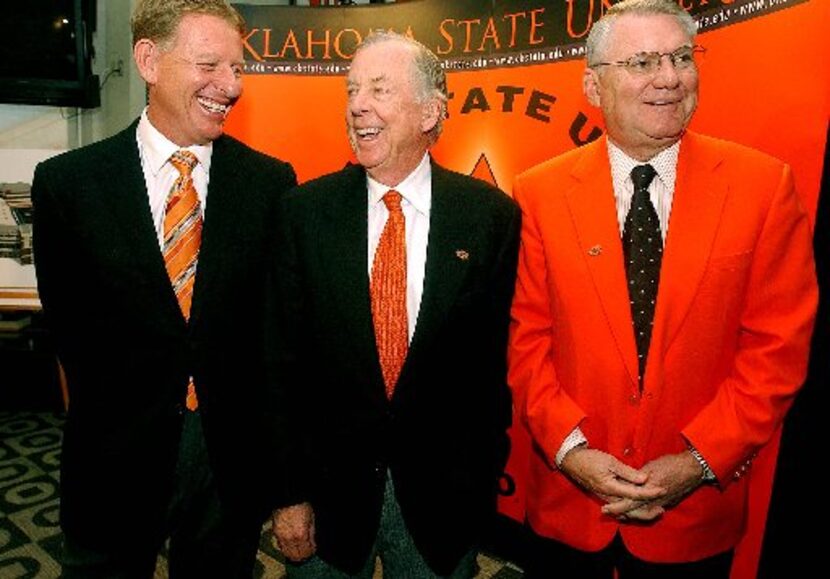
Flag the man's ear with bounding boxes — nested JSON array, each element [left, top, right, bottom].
[[133, 39, 160, 85], [583, 67, 602, 107], [420, 98, 441, 135]]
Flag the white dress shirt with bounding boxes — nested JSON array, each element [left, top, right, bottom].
[[136, 108, 213, 249], [609, 139, 679, 242], [367, 153, 432, 343]]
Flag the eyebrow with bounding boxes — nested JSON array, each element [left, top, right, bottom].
[[347, 74, 390, 86]]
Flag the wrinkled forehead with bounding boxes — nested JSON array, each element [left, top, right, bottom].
[[348, 40, 415, 83]]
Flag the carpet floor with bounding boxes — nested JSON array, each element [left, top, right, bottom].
[[0, 412, 523, 578]]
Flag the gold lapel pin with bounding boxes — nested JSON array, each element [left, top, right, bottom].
[[455, 249, 470, 261], [587, 245, 602, 256]]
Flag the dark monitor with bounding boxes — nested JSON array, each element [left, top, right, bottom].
[[0, 0, 100, 108]]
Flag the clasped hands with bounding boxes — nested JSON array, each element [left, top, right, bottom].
[[559, 447, 705, 522], [272, 502, 316, 562]]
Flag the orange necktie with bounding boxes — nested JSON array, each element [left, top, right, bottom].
[[370, 190, 408, 399], [164, 150, 202, 411]]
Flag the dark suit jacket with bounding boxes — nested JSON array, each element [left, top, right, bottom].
[[32, 121, 297, 551], [267, 161, 520, 574]]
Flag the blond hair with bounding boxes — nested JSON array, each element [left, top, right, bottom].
[[131, 0, 245, 49]]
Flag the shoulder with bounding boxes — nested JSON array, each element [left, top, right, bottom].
[[36, 124, 136, 178], [511, 138, 606, 212], [285, 163, 365, 205], [684, 132, 788, 176], [433, 163, 518, 218], [516, 139, 602, 188], [214, 134, 296, 180], [32, 125, 140, 206]]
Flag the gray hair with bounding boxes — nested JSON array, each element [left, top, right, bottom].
[[586, 0, 697, 66], [356, 31, 448, 142]]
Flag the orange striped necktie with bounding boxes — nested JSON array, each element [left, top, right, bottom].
[[370, 190, 408, 399], [164, 150, 201, 411]]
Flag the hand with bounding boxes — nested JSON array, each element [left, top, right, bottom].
[[560, 447, 665, 504], [272, 502, 316, 562], [602, 451, 704, 521]]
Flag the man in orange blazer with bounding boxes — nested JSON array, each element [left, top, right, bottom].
[[508, 1, 817, 577]]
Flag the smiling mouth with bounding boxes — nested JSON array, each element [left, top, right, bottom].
[[647, 98, 682, 107], [197, 97, 231, 116], [355, 127, 382, 140]]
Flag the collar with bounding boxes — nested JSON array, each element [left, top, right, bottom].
[[367, 153, 432, 216], [607, 138, 680, 192], [137, 108, 213, 176]]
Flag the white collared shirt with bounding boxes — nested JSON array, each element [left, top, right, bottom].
[[367, 154, 432, 343], [136, 108, 213, 249], [608, 139, 680, 243]]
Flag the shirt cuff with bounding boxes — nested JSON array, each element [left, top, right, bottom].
[[555, 426, 588, 467]]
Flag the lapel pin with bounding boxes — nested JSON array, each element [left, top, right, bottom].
[[587, 244, 602, 256], [455, 249, 470, 261]]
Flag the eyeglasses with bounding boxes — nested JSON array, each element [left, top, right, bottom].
[[590, 45, 706, 75]]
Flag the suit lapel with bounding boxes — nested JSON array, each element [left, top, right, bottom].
[[189, 135, 236, 326], [322, 165, 388, 401], [404, 163, 472, 380], [650, 132, 728, 364], [98, 124, 183, 323], [566, 140, 639, 388]]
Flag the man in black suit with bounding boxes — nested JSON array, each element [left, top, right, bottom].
[[269, 31, 520, 578], [31, 1, 296, 577]]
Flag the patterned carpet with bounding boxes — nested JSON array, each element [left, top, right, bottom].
[[0, 412, 524, 578]]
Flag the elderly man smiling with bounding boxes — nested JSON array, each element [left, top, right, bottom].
[[508, 0, 817, 577], [269, 30, 521, 579]]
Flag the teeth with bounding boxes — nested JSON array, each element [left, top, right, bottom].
[[198, 97, 229, 114], [356, 127, 381, 137]]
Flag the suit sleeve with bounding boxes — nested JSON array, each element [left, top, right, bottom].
[[482, 199, 522, 477], [262, 189, 312, 509], [31, 161, 77, 360], [508, 177, 589, 469], [682, 164, 817, 485]]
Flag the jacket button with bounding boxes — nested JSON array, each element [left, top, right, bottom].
[[623, 447, 633, 457], [629, 394, 639, 405]]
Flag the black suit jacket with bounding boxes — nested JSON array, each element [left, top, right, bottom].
[[268, 161, 520, 574], [32, 121, 297, 550]]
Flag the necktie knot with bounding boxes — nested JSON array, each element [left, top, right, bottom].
[[631, 164, 657, 192], [170, 150, 198, 177], [383, 190, 403, 213]]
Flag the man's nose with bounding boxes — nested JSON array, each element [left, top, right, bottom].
[[216, 65, 242, 99], [652, 54, 681, 87]]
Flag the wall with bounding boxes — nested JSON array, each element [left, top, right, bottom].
[[0, 0, 304, 154], [0, 0, 144, 152]]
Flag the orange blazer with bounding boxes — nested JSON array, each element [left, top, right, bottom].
[[508, 132, 817, 563]]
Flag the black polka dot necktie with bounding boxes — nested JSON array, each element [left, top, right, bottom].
[[623, 164, 660, 386]]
